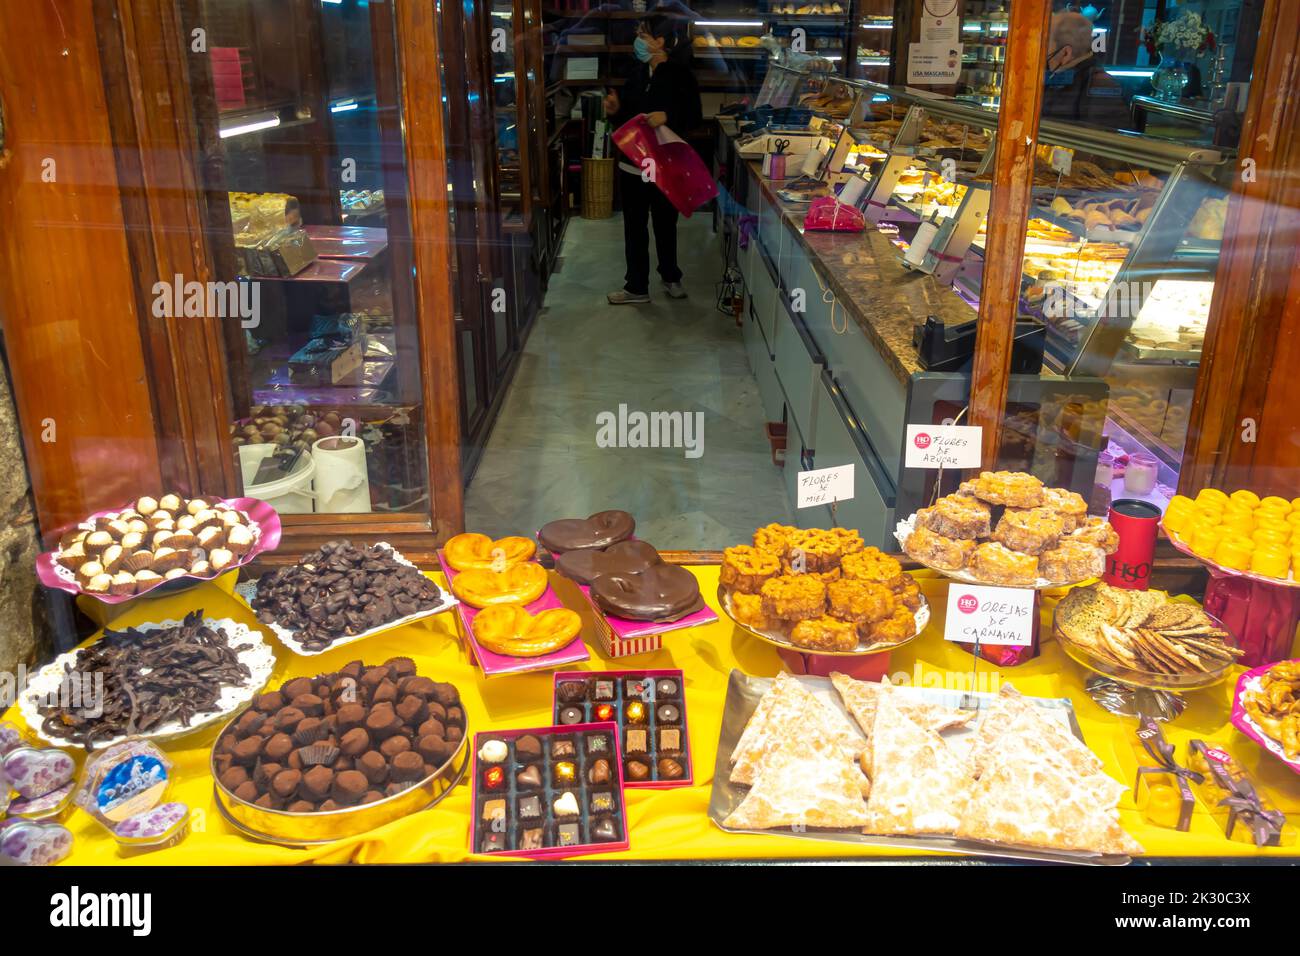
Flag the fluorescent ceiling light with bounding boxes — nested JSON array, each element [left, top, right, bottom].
[[859, 23, 892, 29], [1108, 68, 1155, 77], [320, 0, 342, 5], [696, 20, 764, 27], [330, 99, 358, 113], [220, 115, 281, 138]]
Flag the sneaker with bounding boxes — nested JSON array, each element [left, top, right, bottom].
[[607, 290, 651, 305], [663, 281, 687, 299]]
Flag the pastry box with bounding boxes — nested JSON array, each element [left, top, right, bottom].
[[436, 550, 590, 677], [552, 670, 693, 788], [469, 722, 628, 859]]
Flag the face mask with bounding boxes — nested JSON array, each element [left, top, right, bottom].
[[634, 36, 654, 62]]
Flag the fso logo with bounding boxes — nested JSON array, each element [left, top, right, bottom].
[[956, 594, 979, 614], [913, 432, 932, 449]]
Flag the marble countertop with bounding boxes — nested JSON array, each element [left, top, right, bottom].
[[740, 159, 977, 386]]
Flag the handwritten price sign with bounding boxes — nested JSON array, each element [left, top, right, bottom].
[[796, 464, 854, 509], [944, 584, 1034, 647], [905, 424, 982, 470]]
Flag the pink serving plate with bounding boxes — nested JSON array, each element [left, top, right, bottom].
[[468, 722, 629, 860], [436, 551, 590, 677], [1231, 661, 1300, 775], [551, 669, 693, 789], [37, 497, 281, 604]]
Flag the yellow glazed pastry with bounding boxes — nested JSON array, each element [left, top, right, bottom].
[[1214, 537, 1254, 571], [1191, 525, 1225, 559], [1260, 496, 1292, 515], [1163, 496, 1195, 535], [1196, 488, 1229, 509], [1229, 489, 1260, 509], [1251, 545, 1290, 579], [1252, 524, 1290, 548], [1220, 511, 1255, 536], [1291, 497, 1300, 514]]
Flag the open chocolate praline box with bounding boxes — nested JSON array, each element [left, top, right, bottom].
[[551, 670, 692, 788], [470, 721, 629, 859]]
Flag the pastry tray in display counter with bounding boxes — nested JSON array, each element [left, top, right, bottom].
[[37, 496, 282, 603], [893, 516, 1095, 590], [436, 551, 589, 677], [17, 618, 277, 749], [236, 543, 459, 658], [1163, 519, 1300, 589], [563, 576, 717, 659], [1231, 662, 1300, 776], [717, 585, 928, 658], [211, 707, 470, 847], [708, 671, 1132, 865]]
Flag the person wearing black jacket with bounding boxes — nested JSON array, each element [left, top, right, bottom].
[[1041, 10, 1132, 132], [604, 14, 703, 305]]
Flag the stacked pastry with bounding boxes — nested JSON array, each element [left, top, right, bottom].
[[722, 526, 922, 652], [902, 471, 1117, 586], [723, 676, 1141, 857]]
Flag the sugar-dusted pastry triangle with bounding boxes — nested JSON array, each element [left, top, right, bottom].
[[722, 719, 870, 830], [831, 672, 975, 776], [957, 713, 1142, 856], [731, 673, 861, 786], [862, 697, 970, 836], [967, 684, 1102, 780]]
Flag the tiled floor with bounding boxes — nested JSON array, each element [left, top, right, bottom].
[[464, 212, 794, 549]]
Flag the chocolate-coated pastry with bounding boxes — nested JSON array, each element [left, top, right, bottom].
[[538, 510, 636, 554], [589, 563, 703, 622], [555, 540, 661, 586]]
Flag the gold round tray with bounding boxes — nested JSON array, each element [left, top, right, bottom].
[[1051, 600, 1236, 693], [716, 584, 928, 657], [210, 706, 469, 847]]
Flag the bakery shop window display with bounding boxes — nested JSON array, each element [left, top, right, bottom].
[[720, 525, 925, 653], [1163, 489, 1300, 582], [899, 472, 1116, 587]]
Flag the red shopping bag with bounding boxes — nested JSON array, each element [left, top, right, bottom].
[[612, 114, 718, 217]]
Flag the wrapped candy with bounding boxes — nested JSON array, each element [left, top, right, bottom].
[[1187, 740, 1295, 847], [1132, 718, 1200, 831]]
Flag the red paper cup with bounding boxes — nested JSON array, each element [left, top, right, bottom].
[[1103, 499, 1161, 590]]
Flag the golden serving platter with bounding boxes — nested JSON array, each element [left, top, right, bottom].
[[210, 705, 469, 847], [716, 584, 928, 658]]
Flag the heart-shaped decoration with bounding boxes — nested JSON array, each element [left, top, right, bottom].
[[451, 562, 549, 609], [0, 721, 22, 757], [444, 533, 537, 572], [590, 563, 703, 622], [0, 818, 74, 866], [539, 510, 636, 554], [2, 746, 75, 800], [556, 540, 662, 586], [8, 781, 74, 819], [471, 603, 583, 657]]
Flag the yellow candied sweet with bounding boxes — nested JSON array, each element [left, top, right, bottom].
[[1220, 511, 1255, 536], [1287, 511, 1300, 528], [1229, 489, 1261, 509], [1292, 497, 1300, 514], [1261, 496, 1292, 515], [1162, 497, 1195, 535], [1143, 778, 1184, 830], [1253, 529, 1290, 551], [1251, 545, 1290, 579], [1196, 488, 1230, 508], [1293, 554, 1300, 579], [1214, 537, 1255, 571], [1191, 525, 1226, 559], [1256, 506, 1289, 525]]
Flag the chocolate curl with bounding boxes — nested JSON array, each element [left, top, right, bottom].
[[1136, 717, 1204, 786], [1219, 779, 1286, 848]]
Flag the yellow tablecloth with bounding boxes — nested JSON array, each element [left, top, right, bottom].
[[8, 568, 1300, 864]]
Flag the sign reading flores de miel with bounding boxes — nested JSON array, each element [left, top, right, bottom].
[[596, 404, 704, 459], [152, 274, 260, 328]]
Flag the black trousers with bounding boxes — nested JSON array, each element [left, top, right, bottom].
[[620, 169, 681, 295]]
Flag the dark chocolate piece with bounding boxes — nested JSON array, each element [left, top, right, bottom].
[[594, 703, 615, 722], [553, 761, 577, 785], [624, 701, 646, 724], [626, 729, 648, 754], [658, 728, 682, 753], [391, 751, 426, 782], [481, 830, 506, 853], [516, 764, 543, 790], [657, 704, 681, 725], [591, 791, 615, 813], [521, 828, 544, 850], [483, 766, 506, 791], [555, 540, 661, 586], [594, 681, 614, 701], [519, 795, 542, 820], [557, 680, 588, 703], [538, 510, 635, 554], [592, 817, 618, 842], [625, 760, 650, 781], [657, 757, 685, 780], [588, 759, 611, 785], [559, 706, 584, 725], [481, 799, 506, 823], [557, 823, 581, 846], [656, 679, 679, 698], [515, 734, 542, 759], [625, 678, 650, 699], [550, 738, 576, 758], [586, 734, 609, 755]]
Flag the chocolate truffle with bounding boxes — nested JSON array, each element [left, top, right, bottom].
[[559, 706, 584, 725], [387, 657, 417, 680], [521, 828, 544, 850], [557, 823, 580, 846], [254, 794, 281, 810], [272, 769, 303, 799], [403, 676, 437, 700], [625, 729, 648, 754], [372, 678, 398, 706], [481, 831, 506, 853], [551, 738, 576, 759], [586, 734, 609, 755], [624, 701, 646, 724], [380, 735, 411, 758], [358, 751, 388, 785], [255, 691, 283, 713], [255, 762, 283, 789], [395, 695, 427, 725], [232, 736, 263, 765], [625, 760, 650, 781], [335, 702, 367, 732], [516, 765, 543, 790], [594, 704, 615, 722], [429, 682, 460, 707], [332, 770, 368, 803], [657, 758, 685, 780], [236, 711, 265, 735], [483, 766, 506, 791], [594, 681, 614, 701], [482, 799, 506, 823], [364, 702, 401, 739], [519, 795, 542, 820], [300, 765, 335, 801], [340, 727, 370, 756], [657, 704, 681, 725], [292, 694, 325, 717], [592, 817, 619, 842], [591, 791, 615, 813], [656, 679, 679, 698], [281, 677, 314, 701], [293, 717, 327, 747], [287, 800, 316, 814], [234, 780, 260, 802], [553, 761, 577, 785], [263, 732, 295, 762], [417, 735, 451, 765], [361, 790, 385, 805], [391, 751, 426, 782], [477, 739, 509, 764], [515, 735, 542, 759], [219, 767, 250, 791], [553, 791, 580, 818], [588, 759, 611, 785], [658, 728, 681, 753], [417, 718, 446, 740]]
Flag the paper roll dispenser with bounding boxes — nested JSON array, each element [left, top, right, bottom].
[[912, 315, 1045, 373]]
